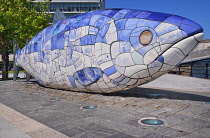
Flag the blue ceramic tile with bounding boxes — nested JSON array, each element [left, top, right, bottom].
[[136, 12, 152, 19], [69, 30, 76, 41], [51, 33, 64, 50], [113, 12, 125, 20], [91, 35, 96, 44], [115, 19, 127, 30], [119, 9, 132, 15], [90, 15, 101, 26], [118, 30, 132, 41], [130, 36, 140, 45], [120, 42, 131, 53], [137, 46, 153, 55], [95, 10, 112, 16], [180, 24, 198, 36], [68, 76, 77, 88], [95, 16, 110, 28], [132, 42, 142, 50], [146, 21, 161, 29], [146, 12, 172, 22], [77, 19, 90, 27], [125, 19, 138, 29], [107, 10, 118, 17], [102, 37, 107, 43], [96, 34, 103, 42], [156, 23, 178, 36], [85, 67, 102, 82], [158, 55, 164, 63], [112, 75, 126, 84], [125, 10, 142, 18], [137, 19, 148, 26], [164, 15, 184, 26], [38, 51, 45, 62], [103, 66, 117, 76], [74, 67, 102, 85], [181, 19, 203, 33], [66, 56, 73, 66], [99, 24, 110, 37], [80, 35, 95, 45], [73, 46, 82, 52], [89, 26, 98, 35], [67, 47, 73, 56]]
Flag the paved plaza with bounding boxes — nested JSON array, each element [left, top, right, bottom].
[[0, 74, 210, 138]]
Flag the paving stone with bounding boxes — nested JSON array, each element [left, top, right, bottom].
[[156, 128, 189, 137], [179, 133, 207, 138], [105, 132, 137, 138], [79, 123, 119, 137], [140, 133, 171, 138], [193, 127, 210, 137], [60, 127, 85, 137], [171, 122, 204, 132]]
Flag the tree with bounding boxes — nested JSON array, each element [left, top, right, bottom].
[[0, 0, 51, 80]]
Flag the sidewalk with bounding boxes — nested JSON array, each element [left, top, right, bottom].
[[0, 74, 210, 138], [0, 104, 68, 138]]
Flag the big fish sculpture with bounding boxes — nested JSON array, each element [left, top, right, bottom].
[[15, 8, 204, 92]]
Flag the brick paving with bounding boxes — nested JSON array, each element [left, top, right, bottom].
[[0, 74, 210, 138]]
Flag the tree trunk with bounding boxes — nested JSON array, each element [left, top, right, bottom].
[[1, 46, 9, 80]]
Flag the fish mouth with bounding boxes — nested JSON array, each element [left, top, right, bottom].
[[157, 32, 204, 66]]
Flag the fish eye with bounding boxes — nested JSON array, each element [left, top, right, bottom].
[[139, 30, 153, 45]]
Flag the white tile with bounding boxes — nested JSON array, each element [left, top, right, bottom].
[[159, 64, 171, 72], [159, 29, 183, 45], [111, 42, 120, 58], [119, 77, 130, 85], [106, 31, 118, 44], [143, 48, 159, 65], [84, 55, 92, 67], [103, 74, 111, 83], [172, 35, 198, 56], [131, 51, 144, 65], [162, 47, 185, 66], [66, 65, 76, 76], [107, 22, 117, 34], [109, 71, 121, 79], [97, 81, 109, 89], [159, 44, 172, 53], [74, 58, 84, 71], [148, 66, 161, 75], [115, 65, 126, 74], [101, 43, 110, 54], [115, 53, 135, 67], [124, 65, 147, 77], [99, 61, 113, 70], [95, 42, 102, 51], [125, 79, 138, 85], [151, 71, 166, 79], [155, 22, 178, 36], [135, 69, 150, 78]]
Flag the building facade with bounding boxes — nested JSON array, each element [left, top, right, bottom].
[[34, 0, 105, 17]]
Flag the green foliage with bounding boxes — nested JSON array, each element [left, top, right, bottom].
[[0, 0, 51, 80], [0, 0, 51, 49]]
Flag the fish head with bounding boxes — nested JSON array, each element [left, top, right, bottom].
[[109, 10, 204, 80]]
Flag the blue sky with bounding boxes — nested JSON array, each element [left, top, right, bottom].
[[106, 0, 210, 40]]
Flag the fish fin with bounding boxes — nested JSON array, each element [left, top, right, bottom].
[[74, 67, 102, 86]]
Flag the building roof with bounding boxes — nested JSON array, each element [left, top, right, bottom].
[[201, 39, 210, 43]]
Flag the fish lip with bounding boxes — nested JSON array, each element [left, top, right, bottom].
[[155, 32, 204, 63]]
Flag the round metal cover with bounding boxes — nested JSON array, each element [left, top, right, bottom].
[[139, 118, 164, 126], [49, 97, 61, 101], [82, 105, 97, 109]]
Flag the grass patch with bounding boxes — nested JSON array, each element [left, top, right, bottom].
[[0, 70, 25, 73]]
